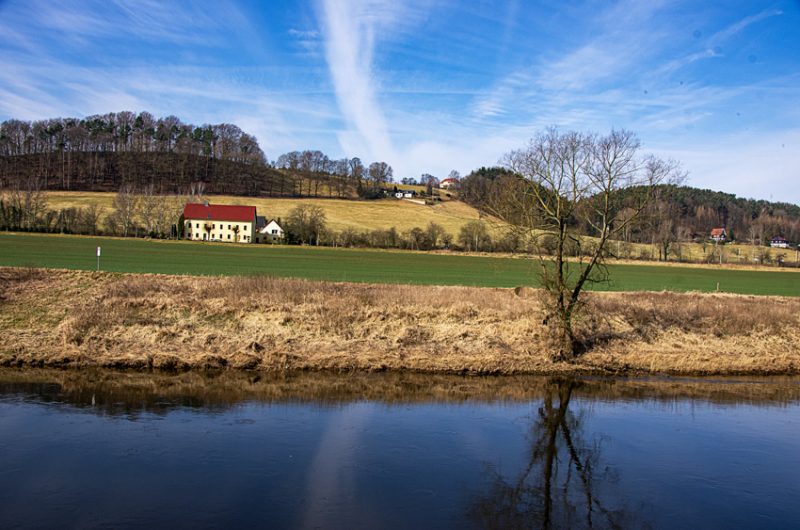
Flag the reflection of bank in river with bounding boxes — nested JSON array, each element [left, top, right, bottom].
[[1, 369, 798, 529]]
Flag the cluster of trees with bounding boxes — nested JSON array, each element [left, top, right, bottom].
[[0, 180, 186, 238], [0, 112, 265, 162], [103, 185, 187, 238], [461, 168, 800, 257], [0, 112, 274, 194], [273, 152, 393, 199], [0, 112, 395, 200]]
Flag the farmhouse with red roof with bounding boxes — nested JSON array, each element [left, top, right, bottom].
[[709, 227, 727, 243], [440, 177, 459, 189], [183, 202, 257, 243]]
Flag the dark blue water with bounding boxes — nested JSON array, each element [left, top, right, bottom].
[[0, 371, 798, 529]]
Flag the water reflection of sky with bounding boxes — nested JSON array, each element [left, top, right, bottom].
[[0, 375, 799, 529]]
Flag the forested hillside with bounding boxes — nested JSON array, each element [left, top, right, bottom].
[[0, 112, 392, 198], [461, 167, 800, 245]]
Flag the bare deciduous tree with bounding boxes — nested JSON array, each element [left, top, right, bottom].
[[499, 128, 681, 359], [3, 176, 49, 230], [368, 162, 393, 187], [107, 184, 139, 237], [458, 220, 491, 252], [138, 184, 159, 236], [80, 203, 102, 235], [286, 204, 327, 245]]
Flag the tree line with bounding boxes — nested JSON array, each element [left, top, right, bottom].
[[0, 112, 395, 199], [282, 203, 499, 252], [0, 183, 186, 238]]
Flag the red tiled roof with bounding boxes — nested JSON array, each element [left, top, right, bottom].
[[710, 228, 726, 237], [183, 203, 256, 223]]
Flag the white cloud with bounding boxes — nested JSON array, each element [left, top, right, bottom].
[[317, 0, 402, 164]]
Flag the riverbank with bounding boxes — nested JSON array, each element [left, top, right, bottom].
[[1, 267, 798, 375]]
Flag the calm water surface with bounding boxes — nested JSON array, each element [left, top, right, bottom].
[[0, 370, 798, 529]]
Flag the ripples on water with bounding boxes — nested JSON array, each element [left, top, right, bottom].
[[0, 370, 798, 529]]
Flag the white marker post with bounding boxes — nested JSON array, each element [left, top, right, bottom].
[[96, 246, 101, 271]]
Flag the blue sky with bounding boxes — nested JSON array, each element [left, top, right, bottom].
[[1, 0, 798, 203]]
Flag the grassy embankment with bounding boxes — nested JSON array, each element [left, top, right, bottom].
[[1, 232, 799, 294], [1, 268, 798, 374], [44, 191, 800, 265]]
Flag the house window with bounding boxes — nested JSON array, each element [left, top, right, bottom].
[[272, 229, 278, 234], [227, 234, 231, 239], [228, 224, 231, 229], [212, 224, 216, 229], [195, 223, 199, 228]]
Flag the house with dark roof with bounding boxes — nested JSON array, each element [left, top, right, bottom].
[[770, 236, 790, 248], [183, 202, 257, 243], [709, 227, 727, 243]]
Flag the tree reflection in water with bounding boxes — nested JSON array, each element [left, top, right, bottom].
[[471, 378, 644, 530]]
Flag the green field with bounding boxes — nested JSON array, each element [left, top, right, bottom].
[[1, 233, 798, 296]]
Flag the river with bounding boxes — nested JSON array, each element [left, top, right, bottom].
[[0, 369, 798, 529]]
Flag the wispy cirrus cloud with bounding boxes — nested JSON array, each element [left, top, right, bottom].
[[707, 7, 784, 49], [316, 0, 403, 163]]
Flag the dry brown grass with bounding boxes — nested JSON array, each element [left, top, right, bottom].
[[43, 191, 492, 235], [0, 267, 798, 375]]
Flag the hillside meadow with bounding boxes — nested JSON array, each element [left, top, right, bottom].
[[1, 232, 799, 295], [43, 191, 483, 234]]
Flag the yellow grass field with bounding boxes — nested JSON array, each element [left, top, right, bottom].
[[44, 191, 489, 235]]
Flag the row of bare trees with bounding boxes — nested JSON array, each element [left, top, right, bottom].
[[0, 179, 188, 238], [274, 151, 393, 199], [281, 203, 495, 251], [0, 113, 402, 201], [0, 112, 276, 196], [0, 112, 264, 163], [104, 185, 187, 238]]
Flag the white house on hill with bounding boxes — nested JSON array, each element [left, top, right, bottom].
[[770, 236, 789, 248], [440, 177, 459, 189]]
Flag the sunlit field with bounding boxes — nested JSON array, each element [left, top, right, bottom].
[[1, 232, 797, 296]]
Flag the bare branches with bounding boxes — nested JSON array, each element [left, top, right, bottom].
[[496, 128, 683, 359]]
